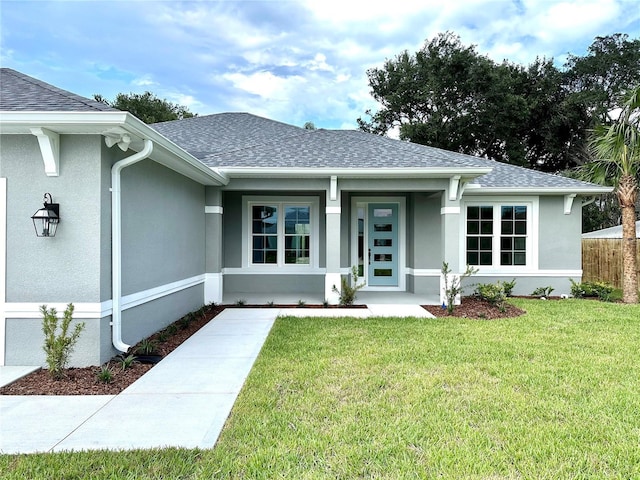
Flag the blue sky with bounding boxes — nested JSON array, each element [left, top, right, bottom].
[[1, 0, 639, 129]]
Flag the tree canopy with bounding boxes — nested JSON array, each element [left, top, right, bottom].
[[94, 91, 196, 124], [358, 32, 640, 173]]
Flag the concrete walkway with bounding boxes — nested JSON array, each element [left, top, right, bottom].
[[1, 305, 432, 454]]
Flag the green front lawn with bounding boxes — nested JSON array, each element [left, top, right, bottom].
[[3, 299, 640, 479]]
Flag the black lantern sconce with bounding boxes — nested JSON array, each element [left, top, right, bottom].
[[31, 193, 60, 237]]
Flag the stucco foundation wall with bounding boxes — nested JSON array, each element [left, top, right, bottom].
[[120, 284, 204, 348], [410, 275, 441, 295], [1, 134, 104, 303], [224, 274, 324, 294], [120, 159, 205, 295], [4, 316, 106, 367]]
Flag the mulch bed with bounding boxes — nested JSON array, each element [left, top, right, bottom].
[[423, 296, 526, 319], [1, 304, 225, 396], [2, 299, 525, 395]]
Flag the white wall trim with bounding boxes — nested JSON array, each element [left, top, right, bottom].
[[406, 268, 441, 276], [3, 274, 205, 319], [205, 206, 223, 214], [223, 267, 326, 275], [326, 206, 341, 214], [441, 206, 460, 215], [0, 178, 6, 365]]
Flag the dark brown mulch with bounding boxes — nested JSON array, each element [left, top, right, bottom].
[[422, 296, 526, 319], [1, 305, 225, 396]]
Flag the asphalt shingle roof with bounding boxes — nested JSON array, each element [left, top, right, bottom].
[[153, 113, 606, 191], [0, 68, 116, 112]]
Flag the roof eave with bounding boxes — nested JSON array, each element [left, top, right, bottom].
[[217, 166, 493, 179], [464, 186, 614, 195], [0, 111, 228, 186]]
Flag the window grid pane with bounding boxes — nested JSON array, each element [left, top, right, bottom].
[[466, 206, 493, 266], [499, 205, 527, 266], [252, 205, 278, 264]]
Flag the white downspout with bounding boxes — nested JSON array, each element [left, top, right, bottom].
[[111, 139, 153, 352]]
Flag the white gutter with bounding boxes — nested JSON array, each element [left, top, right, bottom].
[[111, 139, 153, 352], [218, 166, 492, 179]]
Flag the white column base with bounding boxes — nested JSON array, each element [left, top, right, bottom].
[[204, 273, 223, 305], [325, 272, 342, 305]]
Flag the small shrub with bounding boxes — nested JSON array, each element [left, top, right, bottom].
[[267, 300, 275, 307], [236, 299, 247, 306], [502, 279, 516, 297], [41, 303, 85, 379], [96, 365, 113, 384], [475, 282, 507, 312], [116, 354, 138, 370], [332, 266, 365, 306], [165, 324, 178, 336], [442, 262, 478, 314], [135, 339, 158, 355], [531, 286, 554, 297], [157, 331, 169, 343], [297, 299, 307, 307], [570, 279, 615, 301]]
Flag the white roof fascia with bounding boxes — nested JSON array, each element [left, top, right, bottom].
[[218, 167, 493, 179], [0, 111, 228, 186], [464, 186, 613, 195]]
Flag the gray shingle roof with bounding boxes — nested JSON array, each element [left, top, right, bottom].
[[0, 68, 116, 112], [153, 113, 606, 191]]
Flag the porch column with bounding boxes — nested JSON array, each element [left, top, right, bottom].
[[325, 176, 341, 304], [440, 192, 462, 305], [204, 187, 223, 304]]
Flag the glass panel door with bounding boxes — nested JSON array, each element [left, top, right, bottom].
[[368, 203, 398, 286]]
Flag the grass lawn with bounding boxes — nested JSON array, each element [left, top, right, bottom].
[[3, 299, 640, 479]]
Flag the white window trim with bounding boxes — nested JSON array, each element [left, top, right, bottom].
[[461, 196, 539, 273], [350, 196, 406, 291], [242, 196, 319, 271]]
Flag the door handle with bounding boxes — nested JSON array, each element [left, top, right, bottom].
[[368, 248, 371, 262]]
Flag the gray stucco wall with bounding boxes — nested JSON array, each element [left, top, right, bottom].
[[4, 315, 108, 367], [412, 193, 442, 269], [120, 159, 205, 294], [1, 134, 104, 303], [538, 196, 582, 270]]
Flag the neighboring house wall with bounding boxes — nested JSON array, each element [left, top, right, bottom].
[[1, 134, 106, 366]]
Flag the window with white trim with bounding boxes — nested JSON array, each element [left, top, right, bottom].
[[466, 204, 529, 267], [249, 202, 312, 266]]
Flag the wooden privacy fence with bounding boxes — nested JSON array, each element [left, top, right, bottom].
[[582, 238, 640, 288]]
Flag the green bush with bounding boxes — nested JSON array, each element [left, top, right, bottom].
[[41, 303, 85, 379], [475, 282, 507, 312], [570, 279, 615, 302], [332, 266, 365, 306], [502, 278, 517, 297], [531, 286, 554, 297]]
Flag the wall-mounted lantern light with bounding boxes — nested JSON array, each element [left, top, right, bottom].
[[31, 193, 60, 237]]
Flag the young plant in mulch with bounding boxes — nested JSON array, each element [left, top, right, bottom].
[[116, 354, 138, 370], [441, 262, 478, 314], [41, 303, 85, 379], [96, 365, 113, 384], [332, 265, 366, 306]]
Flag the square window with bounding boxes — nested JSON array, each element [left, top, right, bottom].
[[467, 252, 479, 265], [514, 237, 526, 250], [467, 221, 479, 235], [514, 253, 526, 265], [480, 237, 492, 250], [501, 252, 512, 265], [468, 206, 479, 219], [480, 207, 493, 219], [480, 221, 493, 235], [515, 221, 526, 235], [480, 252, 493, 265], [467, 237, 479, 250]]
